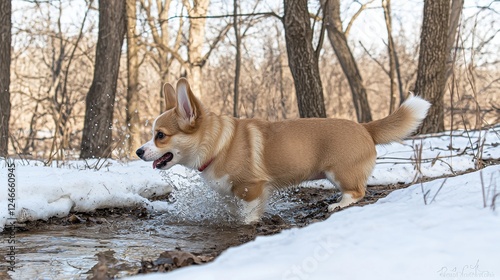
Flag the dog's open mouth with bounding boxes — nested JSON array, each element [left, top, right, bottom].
[[153, 152, 173, 169]]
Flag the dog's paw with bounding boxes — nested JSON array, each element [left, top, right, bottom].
[[243, 214, 261, 225], [328, 203, 342, 212], [328, 193, 360, 212]]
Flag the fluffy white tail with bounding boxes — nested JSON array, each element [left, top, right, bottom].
[[362, 95, 431, 144]]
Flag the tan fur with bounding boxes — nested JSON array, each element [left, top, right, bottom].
[[137, 79, 430, 223]]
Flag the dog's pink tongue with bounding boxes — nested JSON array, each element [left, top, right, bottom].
[[153, 153, 171, 169], [153, 159, 160, 169]]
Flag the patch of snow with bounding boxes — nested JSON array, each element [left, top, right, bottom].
[[0, 160, 174, 231], [128, 165, 500, 280], [371, 127, 499, 185]]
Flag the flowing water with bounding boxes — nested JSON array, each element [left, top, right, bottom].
[[9, 216, 256, 279]]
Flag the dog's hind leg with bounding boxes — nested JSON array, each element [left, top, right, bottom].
[[325, 162, 373, 212], [327, 190, 364, 212]]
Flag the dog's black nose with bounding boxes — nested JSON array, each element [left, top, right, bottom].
[[136, 148, 145, 159]]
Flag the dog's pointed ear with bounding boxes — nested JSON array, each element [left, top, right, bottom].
[[175, 78, 201, 131], [163, 83, 176, 111]]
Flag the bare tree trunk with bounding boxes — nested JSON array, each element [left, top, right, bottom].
[[233, 0, 241, 118], [382, 0, 400, 114], [186, 0, 210, 99], [415, 0, 450, 134], [445, 0, 464, 83], [322, 0, 372, 122], [142, 0, 223, 106], [158, 0, 171, 113], [126, 0, 141, 158], [80, 0, 126, 159], [394, 37, 405, 106], [139, 0, 175, 113], [0, 0, 11, 156], [283, 0, 326, 118], [277, 27, 287, 120]]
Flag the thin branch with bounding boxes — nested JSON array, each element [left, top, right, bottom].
[[182, 0, 191, 11], [344, 0, 375, 38], [359, 41, 389, 75], [162, 11, 281, 23], [139, 0, 163, 53], [200, 24, 232, 67], [62, 0, 93, 104], [315, 7, 326, 59], [241, 0, 266, 37], [429, 178, 447, 204]]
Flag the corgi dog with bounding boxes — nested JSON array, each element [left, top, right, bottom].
[[136, 78, 430, 224]]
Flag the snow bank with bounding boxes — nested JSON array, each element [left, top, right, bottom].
[[371, 127, 500, 185], [0, 160, 173, 232], [130, 165, 500, 280]]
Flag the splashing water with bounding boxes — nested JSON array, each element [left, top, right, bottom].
[[157, 168, 242, 225], [153, 167, 333, 225]]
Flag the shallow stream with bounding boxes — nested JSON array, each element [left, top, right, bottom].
[[6, 181, 344, 279]]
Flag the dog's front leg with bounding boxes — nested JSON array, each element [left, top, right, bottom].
[[232, 183, 268, 224], [240, 198, 265, 224]]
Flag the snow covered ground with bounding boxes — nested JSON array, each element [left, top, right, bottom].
[[130, 165, 500, 280], [0, 160, 174, 231], [1, 126, 500, 279]]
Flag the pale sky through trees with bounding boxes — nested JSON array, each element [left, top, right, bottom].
[[11, 0, 499, 66]]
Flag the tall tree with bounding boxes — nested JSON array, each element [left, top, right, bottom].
[[415, 0, 450, 134], [0, 0, 11, 156], [322, 0, 372, 122], [139, 0, 178, 113], [283, 0, 326, 118], [126, 0, 141, 158], [382, 0, 404, 113], [140, 0, 226, 107], [80, 0, 126, 159], [231, 0, 265, 117], [233, 0, 241, 118], [184, 0, 211, 99], [445, 0, 464, 83]]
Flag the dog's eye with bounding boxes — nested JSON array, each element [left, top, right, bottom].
[[156, 132, 165, 140]]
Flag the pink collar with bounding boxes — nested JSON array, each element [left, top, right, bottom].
[[198, 158, 214, 172]]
